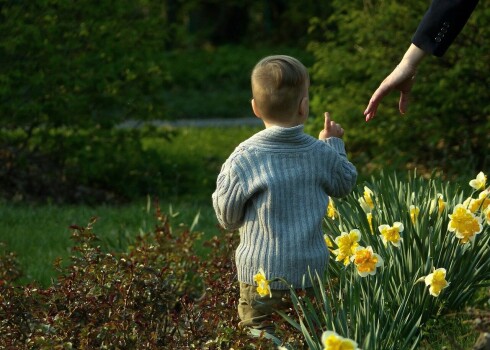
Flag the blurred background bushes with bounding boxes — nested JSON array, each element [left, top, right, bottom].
[[0, 0, 488, 203]]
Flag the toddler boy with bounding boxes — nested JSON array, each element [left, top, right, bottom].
[[212, 55, 357, 336]]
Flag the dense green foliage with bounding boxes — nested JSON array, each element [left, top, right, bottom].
[[0, 0, 319, 129], [307, 0, 489, 176], [1, 0, 487, 204], [0, 0, 173, 129]]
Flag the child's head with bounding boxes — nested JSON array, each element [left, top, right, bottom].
[[251, 55, 310, 126]]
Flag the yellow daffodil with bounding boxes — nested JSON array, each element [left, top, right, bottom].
[[321, 330, 359, 350], [358, 186, 374, 213], [424, 268, 449, 297], [410, 205, 420, 224], [437, 193, 446, 216], [366, 213, 374, 234], [448, 204, 483, 244], [464, 190, 490, 213], [430, 193, 446, 216], [378, 222, 404, 247], [484, 206, 490, 225], [253, 268, 272, 298], [351, 246, 383, 277], [469, 171, 487, 191], [327, 198, 338, 220], [324, 234, 334, 249], [333, 229, 361, 266]]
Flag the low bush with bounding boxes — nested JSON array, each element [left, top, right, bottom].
[[0, 126, 260, 203], [0, 126, 174, 203], [0, 202, 282, 349], [0, 243, 22, 285]]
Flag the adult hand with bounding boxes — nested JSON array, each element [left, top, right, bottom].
[[364, 44, 426, 122]]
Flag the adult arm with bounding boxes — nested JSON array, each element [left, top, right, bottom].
[[364, 0, 479, 122], [364, 44, 425, 121]]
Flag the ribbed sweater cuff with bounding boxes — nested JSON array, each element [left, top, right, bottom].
[[324, 137, 347, 156]]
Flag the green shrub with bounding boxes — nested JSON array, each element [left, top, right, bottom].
[[0, 126, 175, 203], [0, 0, 174, 129], [158, 45, 313, 119], [0, 125, 263, 203]]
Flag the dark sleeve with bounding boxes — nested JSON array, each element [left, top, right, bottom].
[[412, 0, 479, 57]]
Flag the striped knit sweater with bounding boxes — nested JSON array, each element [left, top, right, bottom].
[[212, 124, 357, 289]]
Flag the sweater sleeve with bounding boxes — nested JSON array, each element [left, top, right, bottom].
[[212, 158, 247, 230], [323, 137, 358, 198]]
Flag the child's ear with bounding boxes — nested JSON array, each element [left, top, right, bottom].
[[251, 98, 262, 119], [299, 97, 309, 118]]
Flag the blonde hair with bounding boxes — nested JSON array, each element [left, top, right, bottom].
[[251, 55, 309, 120]]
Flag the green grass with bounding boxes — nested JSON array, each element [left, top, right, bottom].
[[418, 312, 481, 349]]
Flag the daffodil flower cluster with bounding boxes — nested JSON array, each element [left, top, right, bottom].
[[430, 193, 446, 216], [351, 246, 383, 277], [324, 234, 334, 251], [328, 172, 488, 296], [447, 172, 488, 244], [448, 204, 483, 244], [378, 222, 404, 248], [410, 205, 420, 224], [463, 189, 490, 214], [469, 171, 487, 191]]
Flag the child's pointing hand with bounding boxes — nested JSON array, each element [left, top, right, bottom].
[[319, 112, 344, 140]]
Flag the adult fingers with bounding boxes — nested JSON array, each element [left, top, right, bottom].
[[364, 83, 391, 122], [399, 91, 410, 115], [398, 74, 415, 114]]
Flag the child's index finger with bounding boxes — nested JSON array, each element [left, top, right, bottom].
[[324, 112, 330, 130]]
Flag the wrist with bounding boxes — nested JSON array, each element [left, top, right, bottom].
[[400, 44, 426, 70]]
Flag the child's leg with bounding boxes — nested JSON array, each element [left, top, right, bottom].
[[237, 282, 291, 334]]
